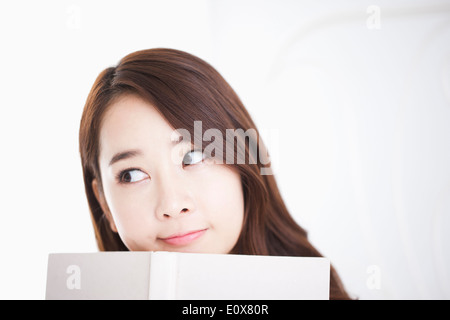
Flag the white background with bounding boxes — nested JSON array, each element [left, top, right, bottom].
[[0, 0, 449, 299]]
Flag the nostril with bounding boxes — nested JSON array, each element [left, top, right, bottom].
[[181, 208, 188, 213]]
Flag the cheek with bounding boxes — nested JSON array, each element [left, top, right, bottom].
[[105, 185, 157, 246], [198, 167, 244, 235]]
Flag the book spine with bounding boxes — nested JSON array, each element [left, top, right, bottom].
[[148, 252, 178, 299]]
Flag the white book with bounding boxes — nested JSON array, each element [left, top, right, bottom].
[[45, 251, 330, 300]]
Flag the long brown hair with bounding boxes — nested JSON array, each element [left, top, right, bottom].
[[79, 48, 351, 299]]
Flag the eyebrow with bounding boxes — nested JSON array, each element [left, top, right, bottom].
[[109, 149, 143, 167], [108, 136, 187, 167]]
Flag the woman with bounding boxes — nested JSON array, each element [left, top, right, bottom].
[[79, 48, 351, 299]]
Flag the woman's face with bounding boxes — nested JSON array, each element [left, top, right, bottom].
[[93, 94, 244, 253]]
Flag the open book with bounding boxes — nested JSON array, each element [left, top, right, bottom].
[[45, 251, 330, 300]]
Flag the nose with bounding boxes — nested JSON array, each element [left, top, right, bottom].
[[160, 207, 189, 219], [154, 171, 195, 220]]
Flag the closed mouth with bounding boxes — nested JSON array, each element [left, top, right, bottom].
[[159, 228, 208, 246]]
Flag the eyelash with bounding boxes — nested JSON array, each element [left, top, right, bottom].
[[115, 149, 205, 184], [116, 167, 144, 184]]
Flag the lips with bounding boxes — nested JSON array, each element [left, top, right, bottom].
[[159, 229, 208, 246]]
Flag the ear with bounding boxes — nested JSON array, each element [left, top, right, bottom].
[[92, 178, 118, 233]]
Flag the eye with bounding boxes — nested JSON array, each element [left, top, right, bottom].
[[117, 169, 149, 184], [182, 150, 205, 167]]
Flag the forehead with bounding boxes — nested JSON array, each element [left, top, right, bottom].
[[98, 94, 176, 157], [103, 94, 170, 131]]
